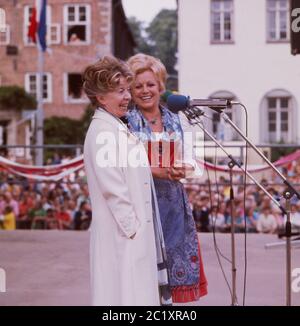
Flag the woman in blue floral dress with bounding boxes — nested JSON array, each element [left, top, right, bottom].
[[126, 54, 208, 302]]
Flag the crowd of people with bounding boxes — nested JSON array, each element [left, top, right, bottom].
[[0, 170, 91, 231], [186, 162, 300, 235], [1, 160, 300, 235]]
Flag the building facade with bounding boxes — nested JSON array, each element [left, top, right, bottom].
[[0, 0, 134, 161], [178, 0, 300, 163]]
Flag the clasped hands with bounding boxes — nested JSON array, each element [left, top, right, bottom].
[[152, 162, 195, 181], [168, 162, 195, 181]]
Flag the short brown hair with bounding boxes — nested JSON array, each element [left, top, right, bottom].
[[82, 55, 133, 106], [127, 53, 167, 92]]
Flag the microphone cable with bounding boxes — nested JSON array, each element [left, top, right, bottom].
[[213, 145, 231, 264], [237, 103, 249, 306], [200, 117, 234, 300]]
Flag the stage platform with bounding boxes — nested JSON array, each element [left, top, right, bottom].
[[0, 230, 299, 306]]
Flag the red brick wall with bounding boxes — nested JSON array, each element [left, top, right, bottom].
[[0, 0, 112, 120]]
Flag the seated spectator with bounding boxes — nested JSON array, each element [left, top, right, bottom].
[[245, 206, 258, 233], [193, 193, 210, 232], [18, 192, 34, 229], [272, 206, 284, 232], [73, 201, 92, 230], [283, 203, 300, 233], [30, 201, 47, 229], [56, 205, 71, 230], [225, 214, 246, 233], [0, 205, 16, 230], [0, 191, 19, 219], [256, 206, 277, 234], [45, 208, 60, 230], [76, 185, 90, 210], [209, 205, 226, 232]]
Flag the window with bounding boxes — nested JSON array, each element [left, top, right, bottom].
[[267, 97, 290, 142], [205, 91, 241, 141], [0, 25, 10, 45], [267, 0, 289, 41], [63, 4, 91, 44], [261, 90, 296, 143], [211, 0, 234, 43], [24, 5, 60, 45], [25, 73, 52, 103], [49, 24, 61, 44], [64, 73, 88, 103]]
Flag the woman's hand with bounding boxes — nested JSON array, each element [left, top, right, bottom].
[[151, 163, 194, 181], [151, 167, 171, 180], [169, 163, 195, 181]]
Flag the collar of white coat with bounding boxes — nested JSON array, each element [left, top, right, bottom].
[[92, 107, 140, 144], [92, 107, 128, 133]]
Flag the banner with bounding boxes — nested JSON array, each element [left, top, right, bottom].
[[0, 149, 299, 181]]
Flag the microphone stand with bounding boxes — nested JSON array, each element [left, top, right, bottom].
[[183, 108, 286, 306], [228, 159, 238, 306], [218, 110, 300, 306]]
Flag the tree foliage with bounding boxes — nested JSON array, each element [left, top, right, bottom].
[[127, 9, 178, 89], [44, 105, 94, 146], [127, 17, 154, 55], [43, 106, 94, 161], [0, 86, 36, 111], [147, 9, 178, 76]]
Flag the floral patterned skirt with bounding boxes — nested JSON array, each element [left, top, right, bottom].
[[154, 178, 208, 303], [171, 239, 208, 302]]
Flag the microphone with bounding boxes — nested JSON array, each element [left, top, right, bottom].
[[167, 94, 235, 114]]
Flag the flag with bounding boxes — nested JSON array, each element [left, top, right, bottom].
[[27, 7, 37, 43], [27, 0, 47, 52], [38, 0, 47, 52]]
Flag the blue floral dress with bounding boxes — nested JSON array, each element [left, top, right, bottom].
[[127, 106, 205, 301]]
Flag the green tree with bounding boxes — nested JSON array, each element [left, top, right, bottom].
[[127, 17, 154, 55], [147, 10, 178, 76], [128, 9, 178, 90], [43, 105, 94, 160], [44, 117, 81, 145], [0, 86, 36, 111]]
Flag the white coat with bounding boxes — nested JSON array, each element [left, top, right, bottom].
[[83, 108, 160, 306]]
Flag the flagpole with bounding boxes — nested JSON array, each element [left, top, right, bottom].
[[36, 44, 44, 166], [34, 0, 46, 166]]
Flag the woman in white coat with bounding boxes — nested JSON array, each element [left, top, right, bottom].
[[82, 56, 167, 306]]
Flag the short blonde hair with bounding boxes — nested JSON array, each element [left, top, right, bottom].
[[127, 53, 167, 92], [82, 55, 133, 106]]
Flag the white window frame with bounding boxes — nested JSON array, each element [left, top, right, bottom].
[[63, 4, 91, 45], [49, 23, 61, 44], [63, 73, 89, 104], [25, 73, 52, 103], [211, 0, 234, 44], [267, 97, 291, 143], [0, 24, 10, 45], [266, 0, 290, 42], [260, 90, 296, 143], [24, 5, 57, 46]]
